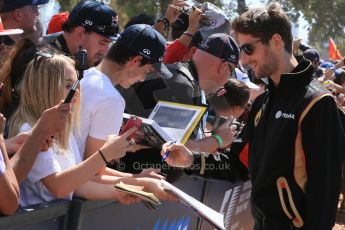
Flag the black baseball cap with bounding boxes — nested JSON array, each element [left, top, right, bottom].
[[64, 0, 118, 40], [1, 0, 48, 13], [198, 33, 244, 72], [116, 24, 173, 79]]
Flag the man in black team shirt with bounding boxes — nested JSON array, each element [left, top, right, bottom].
[[162, 3, 345, 230]]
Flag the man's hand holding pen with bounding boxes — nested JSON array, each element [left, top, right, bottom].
[[161, 142, 194, 168], [161, 140, 176, 162]]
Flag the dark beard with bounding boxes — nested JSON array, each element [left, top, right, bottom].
[[257, 49, 277, 78]]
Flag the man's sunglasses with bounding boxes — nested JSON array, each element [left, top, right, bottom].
[[239, 39, 263, 56], [222, 61, 237, 79], [31, 5, 39, 13]]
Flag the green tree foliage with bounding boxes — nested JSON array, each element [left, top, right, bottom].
[[58, 0, 79, 11], [113, 0, 223, 28], [57, 0, 254, 41], [268, 0, 345, 55]]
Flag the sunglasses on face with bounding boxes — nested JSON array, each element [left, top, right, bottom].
[[31, 5, 39, 13], [221, 61, 236, 77], [239, 39, 263, 56]]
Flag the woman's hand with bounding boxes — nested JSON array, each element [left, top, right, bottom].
[[114, 187, 142, 205], [136, 168, 165, 180], [100, 127, 139, 161]]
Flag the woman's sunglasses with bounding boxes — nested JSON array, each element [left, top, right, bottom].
[[33, 50, 54, 67], [239, 39, 263, 56]]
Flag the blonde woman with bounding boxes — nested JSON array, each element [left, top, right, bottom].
[[9, 51, 171, 207]]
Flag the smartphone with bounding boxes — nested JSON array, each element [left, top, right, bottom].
[[120, 116, 142, 140]]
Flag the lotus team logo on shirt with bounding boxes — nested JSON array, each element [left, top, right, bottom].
[[254, 109, 262, 127], [275, 111, 295, 120]]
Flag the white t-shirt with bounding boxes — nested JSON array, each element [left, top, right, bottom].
[[19, 123, 82, 207], [74, 67, 125, 159]]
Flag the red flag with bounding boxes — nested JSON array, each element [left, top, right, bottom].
[[329, 38, 343, 60]]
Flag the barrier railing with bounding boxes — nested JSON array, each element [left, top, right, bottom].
[[0, 175, 253, 230]]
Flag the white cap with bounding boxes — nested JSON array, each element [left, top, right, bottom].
[[198, 2, 230, 39], [235, 68, 260, 90]]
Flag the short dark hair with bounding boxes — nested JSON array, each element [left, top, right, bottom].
[[61, 21, 74, 33], [171, 13, 189, 40], [209, 79, 250, 111], [106, 42, 148, 66], [232, 2, 293, 54], [62, 21, 92, 34]]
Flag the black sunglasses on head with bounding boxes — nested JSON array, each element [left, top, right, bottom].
[[239, 39, 263, 56]]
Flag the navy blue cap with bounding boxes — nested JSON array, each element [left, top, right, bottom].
[[1, 0, 48, 12], [116, 24, 173, 79], [303, 48, 320, 62], [335, 69, 344, 78], [198, 33, 243, 71], [320, 61, 334, 69], [65, 0, 118, 40]]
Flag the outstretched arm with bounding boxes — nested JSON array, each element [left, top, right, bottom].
[[0, 114, 19, 215]]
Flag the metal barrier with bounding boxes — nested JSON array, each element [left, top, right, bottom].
[[0, 176, 253, 230], [0, 199, 70, 230]]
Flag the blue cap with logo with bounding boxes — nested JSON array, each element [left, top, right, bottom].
[[64, 0, 119, 40], [198, 33, 244, 71], [116, 24, 173, 79], [1, 0, 48, 13]]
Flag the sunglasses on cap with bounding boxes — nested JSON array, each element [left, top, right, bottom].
[[82, 23, 119, 36], [239, 39, 263, 56]]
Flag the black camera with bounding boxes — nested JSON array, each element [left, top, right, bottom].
[[74, 48, 87, 75], [179, 6, 213, 27], [231, 121, 244, 134], [64, 48, 87, 104]]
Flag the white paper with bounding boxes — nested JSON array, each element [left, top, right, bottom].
[[161, 180, 225, 230]]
